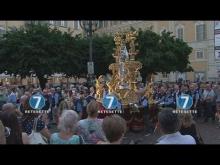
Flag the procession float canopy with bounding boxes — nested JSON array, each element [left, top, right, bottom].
[[96, 31, 155, 107]]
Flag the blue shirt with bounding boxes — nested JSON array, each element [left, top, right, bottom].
[[74, 99, 85, 113], [54, 92, 61, 106], [7, 92, 17, 104], [139, 96, 148, 108], [164, 94, 174, 106], [157, 131, 196, 144], [50, 133, 80, 144]]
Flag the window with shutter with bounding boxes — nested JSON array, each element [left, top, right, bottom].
[[195, 50, 204, 59], [64, 21, 67, 27], [49, 21, 54, 25], [61, 21, 65, 27], [104, 21, 108, 27], [196, 24, 206, 41], [56, 21, 61, 26], [99, 21, 103, 28], [74, 21, 79, 29], [177, 28, 183, 40]]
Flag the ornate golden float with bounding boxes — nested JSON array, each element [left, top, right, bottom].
[[96, 31, 144, 107], [96, 31, 158, 132]]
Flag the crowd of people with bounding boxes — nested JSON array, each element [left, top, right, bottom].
[[0, 79, 127, 144], [0, 78, 220, 144]]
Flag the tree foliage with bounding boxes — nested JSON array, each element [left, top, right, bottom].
[[0, 24, 193, 88], [136, 29, 193, 82], [0, 23, 85, 88]]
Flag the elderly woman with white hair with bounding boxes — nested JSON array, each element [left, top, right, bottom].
[[50, 110, 84, 144]]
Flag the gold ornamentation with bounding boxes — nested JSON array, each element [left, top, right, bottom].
[[145, 74, 155, 105], [96, 31, 155, 107], [95, 75, 105, 102], [103, 31, 142, 106]]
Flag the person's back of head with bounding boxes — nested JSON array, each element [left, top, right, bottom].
[[2, 103, 15, 112], [102, 114, 127, 144], [178, 113, 194, 128], [0, 110, 23, 144], [10, 87, 16, 93], [58, 110, 79, 132], [86, 100, 99, 118], [158, 109, 180, 135]]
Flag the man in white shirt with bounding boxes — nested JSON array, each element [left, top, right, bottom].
[[157, 109, 196, 144], [202, 83, 216, 122]]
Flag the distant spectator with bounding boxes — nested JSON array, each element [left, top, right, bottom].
[[57, 97, 70, 117], [74, 90, 87, 119], [19, 95, 28, 114], [202, 83, 216, 122], [0, 87, 7, 111], [7, 88, 17, 105]]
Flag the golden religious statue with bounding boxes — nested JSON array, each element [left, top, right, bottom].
[[103, 31, 142, 106], [125, 31, 138, 60]]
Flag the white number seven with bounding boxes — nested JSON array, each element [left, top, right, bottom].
[[33, 96, 41, 109], [181, 95, 189, 109], [106, 96, 114, 109]]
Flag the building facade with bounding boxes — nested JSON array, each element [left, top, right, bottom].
[[96, 21, 217, 82], [0, 20, 218, 82], [0, 21, 83, 37]]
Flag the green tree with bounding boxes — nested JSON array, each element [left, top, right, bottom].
[[0, 23, 83, 89], [71, 33, 115, 76], [92, 34, 115, 75], [136, 28, 193, 82]]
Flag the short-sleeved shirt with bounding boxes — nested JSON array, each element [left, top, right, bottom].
[[50, 133, 80, 144], [22, 117, 46, 135], [76, 118, 107, 144], [157, 131, 196, 144]]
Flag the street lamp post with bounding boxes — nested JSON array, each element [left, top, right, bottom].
[[80, 21, 99, 84]]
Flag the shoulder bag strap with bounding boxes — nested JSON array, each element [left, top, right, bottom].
[[33, 117, 38, 132], [33, 115, 42, 132], [79, 135, 85, 144]]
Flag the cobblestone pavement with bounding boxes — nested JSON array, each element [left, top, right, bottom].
[[122, 119, 220, 144], [49, 119, 220, 144]]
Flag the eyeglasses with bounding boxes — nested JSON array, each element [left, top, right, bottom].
[[4, 127, 11, 138]]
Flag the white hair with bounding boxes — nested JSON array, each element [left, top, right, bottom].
[[58, 110, 79, 132]]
